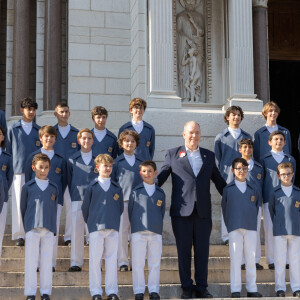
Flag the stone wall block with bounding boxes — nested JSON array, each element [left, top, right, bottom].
[[69, 10, 104, 27], [69, 77, 105, 93], [91, 61, 130, 78], [69, 43, 104, 60], [105, 78, 130, 95], [105, 12, 130, 29], [105, 45, 130, 62]]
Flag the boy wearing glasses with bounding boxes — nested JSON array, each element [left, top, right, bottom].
[[269, 163, 300, 297], [262, 131, 296, 270], [222, 158, 262, 298]]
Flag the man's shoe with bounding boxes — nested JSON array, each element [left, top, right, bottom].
[[119, 265, 128, 272], [293, 290, 300, 297], [37, 268, 39, 272], [85, 241, 89, 246], [268, 263, 275, 270], [15, 238, 25, 246], [135, 293, 144, 300], [224, 239, 229, 246], [92, 295, 102, 300], [276, 290, 285, 297], [181, 288, 193, 299], [52, 267, 55, 272], [68, 265, 82, 272], [107, 294, 119, 300], [26, 296, 35, 300], [247, 292, 262, 297], [241, 264, 246, 270], [41, 294, 50, 300], [64, 240, 71, 246], [231, 292, 241, 298], [286, 264, 289, 269], [256, 263, 264, 270], [196, 289, 213, 298], [149, 292, 160, 299]]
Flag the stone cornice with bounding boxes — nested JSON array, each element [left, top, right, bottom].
[[252, 0, 268, 8]]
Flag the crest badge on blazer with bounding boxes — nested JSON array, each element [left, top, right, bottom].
[[146, 141, 151, 147], [1, 165, 7, 171], [157, 200, 162, 206], [108, 147, 113, 153], [113, 194, 119, 201], [36, 141, 41, 147], [295, 201, 300, 208], [251, 196, 255, 202], [72, 142, 77, 148], [51, 194, 56, 201], [55, 167, 61, 174], [257, 173, 261, 180]]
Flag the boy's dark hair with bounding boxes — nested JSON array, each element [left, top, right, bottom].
[[232, 157, 248, 169], [0, 125, 6, 148], [268, 130, 285, 142], [55, 102, 69, 111], [139, 160, 157, 171], [32, 153, 50, 167], [238, 138, 253, 148], [20, 97, 38, 109], [91, 106, 108, 120], [224, 106, 244, 125], [39, 125, 57, 139], [118, 129, 140, 148], [277, 162, 294, 175], [129, 98, 147, 111]]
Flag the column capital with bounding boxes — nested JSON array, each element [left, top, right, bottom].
[[252, 0, 268, 8]]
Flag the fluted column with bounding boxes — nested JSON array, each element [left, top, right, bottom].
[[252, 0, 269, 104], [147, 0, 181, 108], [43, 0, 61, 110], [12, 0, 30, 115]]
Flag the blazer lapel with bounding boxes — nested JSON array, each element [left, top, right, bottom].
[[179, 146, 195, 177], [196, 148, 208, 178]]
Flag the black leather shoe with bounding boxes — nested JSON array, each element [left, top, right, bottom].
[[135, 293, 144, 300], [224, 239, 229, 246], [256, 263, 264, 270], [26, 296, 35, 300], [16, 238, 25, 246], [41, 294, 50, 300], [52, 267, 55, 272], [68, 265, 82, 272], [286, 264, 289, 269], [107, 294, 119, 300], [268, 263, 275, 270], [119, 265, 128, 271], [293, 290, 300, 297], [196, 289, 213, 298], [276, 290, 285, 297], [247, 292, 262, 297], [64, 240, 71, 246], [85, 241, 89, 246], [181, 288, 193, 299], [92, 295, 102, 300], [241, 264, 246, 270], [149, 292, 160, 299], [231, 292, 241, 298]]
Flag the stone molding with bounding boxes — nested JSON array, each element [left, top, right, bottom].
[[252, 0, 268, 8], [206, 0, 212, 103]]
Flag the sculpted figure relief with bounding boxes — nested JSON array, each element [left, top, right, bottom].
[[177, 0, 205, 103]]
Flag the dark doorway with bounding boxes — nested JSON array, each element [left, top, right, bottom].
[[269, 60, 300, 186]]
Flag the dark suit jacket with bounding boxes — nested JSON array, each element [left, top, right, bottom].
[[157, 146, 226, 218]]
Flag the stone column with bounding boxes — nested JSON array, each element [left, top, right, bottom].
[[12, 0, 31, 116], [43, 0, 61, 110], [252, 0, 269, 104], [147, 0, 181, 108], [226, 0, 262, 111]]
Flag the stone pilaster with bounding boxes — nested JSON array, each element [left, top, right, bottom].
[[225, 0, 262, 111], [43, 0, 61, 110], [252, 0, 269, 104], [12, 0, 30, 115], [147, 0, 181, 108]]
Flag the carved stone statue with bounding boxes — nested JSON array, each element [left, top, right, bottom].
[[177, 0, 205, 103]]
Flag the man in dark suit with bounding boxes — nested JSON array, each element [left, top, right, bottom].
[[157, 121, 226, 299]]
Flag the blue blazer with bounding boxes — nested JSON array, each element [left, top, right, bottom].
[[157, 146, 226, 218]]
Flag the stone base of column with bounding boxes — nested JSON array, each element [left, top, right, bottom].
[[223, 95, 263, 112], [147, 92, 182, 109]]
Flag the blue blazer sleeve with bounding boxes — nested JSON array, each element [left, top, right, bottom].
[[221, 187, 228, 226], [211, 154, 226, 195], [268, 193, 275, 222], [0, 177, 4, 214], [6, 127, 12, 155], [81, 185, 92, 223], [149, 127, 155, 160], [24, 155, 34, 183], [67, 158, 73, 190], [128, 191, 134, 222], [61, 158, 68, 195], [157, 150, 172, 187], [112, 140, 118, 159], [20, 184, 28, 225], [253, 131, 260, 162], [286, 130, 292, 155], [119, 189, 124, 215], [214, 136, 222, 170], [7, 156, 13, 190]]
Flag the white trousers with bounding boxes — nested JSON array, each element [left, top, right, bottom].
[[89, 230, 118, 297], [132, 232, 162, 294], [0, 203, 7, 265], [12, 174, 25, 240], [24, 228, 54, 296], [118, 201, 131, 267], [263, 203, 274, 264], [221, 210, 229, 242], [63, 187, 72, 242], [229, 229, 257, 293], [274, 235, 300, 292], [71, 201, 84, 267], [52, 204, 62, 267]]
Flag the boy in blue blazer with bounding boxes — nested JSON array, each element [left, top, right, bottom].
[[54, 102, 79, 245], [7, 97, 41, 246], [111, 129, 143, 271], [269, 162, 300, 297], [118, 98, 155, 161], [129, 161, 165, 300], [21, 153, 59, 300], [222, 158, 262, 298], [82, 154, 123, 300], [91, 106, 118, 159]]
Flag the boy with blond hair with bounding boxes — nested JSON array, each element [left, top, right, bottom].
[[82, 154, 123, 300], [118, 98, 155, 161]]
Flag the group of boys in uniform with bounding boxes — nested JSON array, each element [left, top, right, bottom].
[[0, 98, 299, 300]]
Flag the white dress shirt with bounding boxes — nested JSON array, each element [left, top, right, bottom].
[[41, 148, 55, 160], [21, 120, 33, 135], [247, 159, 254, 172], [143, 182, 155, 197], [228, 127, 241, 139], [281, 185, 293, 198], [81, 151, 92, 165], [266, 124, 278, 134], [271, 150, 284, 164], [235, 180, 247, 194], [124, 153, 135, 167], [98, 176, 111, 192], [94, 128, 107, 143], [132, 120, 143, 134], [58, 124, 71, 139], [35, 177, 49, 191], [186, 146, 202, 177]]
